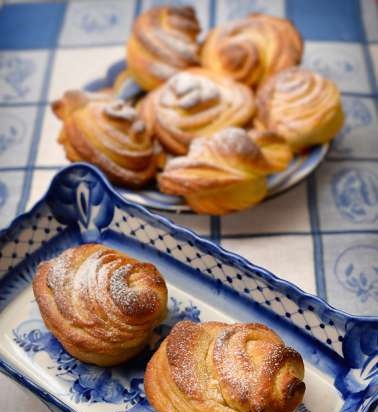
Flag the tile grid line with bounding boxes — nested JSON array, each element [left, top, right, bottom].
[[15, 2, 68, 215]]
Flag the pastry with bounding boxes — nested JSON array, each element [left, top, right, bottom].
[[140, 68, 256, 155], [201, 13, 302, 87], [145, 320, 306, 412], [53, 90, 158, 188], [127, 5, 201, 91], [255, 67, 344, 152], [158, 127, 292, 215], [32, 244, 168, 366]]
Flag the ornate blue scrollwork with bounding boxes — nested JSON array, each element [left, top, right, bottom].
[[332, 167, 378, 224], [336, 322, 378, 411], [74, 6, 120, 33], [46, 166, 115, 241], [13, 298, 201, 408]]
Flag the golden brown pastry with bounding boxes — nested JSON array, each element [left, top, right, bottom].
[[140, 68, 256, 155], [53, 90, 158, 188], [32, 244, 168, 366], [255, 67, 344, 152], [158, 127, 292, 215], [127, 5, 201, 91], [201, 13, 303, 87], [145, 321, 305, 412]]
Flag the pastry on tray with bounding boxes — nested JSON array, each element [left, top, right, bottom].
[[140, 68, 256, 155], [127, 5, 201, 91], [52, 90, 158, 188], [201, 13, 303, 87], [32, 244, 168, 366], [158, 127, 292, 215], [255, 67, 344, 152], [145, 320, 305, 412]]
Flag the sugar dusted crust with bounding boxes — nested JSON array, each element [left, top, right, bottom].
[[32, 244, 168, 366], [145, 321, 305, 412]]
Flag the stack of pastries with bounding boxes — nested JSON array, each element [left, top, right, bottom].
[[53, 4, 344, 215], [33, 245, 306, 411]]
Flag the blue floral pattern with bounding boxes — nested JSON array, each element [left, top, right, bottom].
[[334, 245, 378, 303], [0, 113, 26, 154], [333, 98, 373, 155], [74, 6, 120, 33], [306, 54, 355, 79], [332, 168, 378, 223], [13, 298, 201, 408], [0, 55, 35, 101]]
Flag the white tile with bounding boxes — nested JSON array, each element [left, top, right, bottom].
[[222, 236, 316, 294], [35, 107, 69, 166], [59, 0, 136, 47], [216, 0, 285, 24], [302, 41, 371, 93], [48, 46, 124, 102], [221, 182, 311, 235], [26, 169, 57, 211]]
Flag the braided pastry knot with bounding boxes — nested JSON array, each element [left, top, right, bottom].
[[127, 5, 201, 90], [140, 68, 256, 155], [255, 67, 344, 152], [145, 321, 305, 412], [201, 13, 303, 87], [53, 90, 158, 188], [158, 127, 292, 215], [33, 244, 168, 366]]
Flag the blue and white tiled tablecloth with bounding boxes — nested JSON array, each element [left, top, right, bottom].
[[0, 0, 377, 409]]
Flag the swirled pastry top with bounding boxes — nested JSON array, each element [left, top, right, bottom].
[[145, 321, 305, 412], [32, 244, 168, 366], [255, 67, 344, 152], [53, 90, 158, 188], [127, 5, 201, 90], [140, 68, 256, 154], [201, 13, 303, 87], [158, 127, 291, 214], [159, 127, 291, 193]]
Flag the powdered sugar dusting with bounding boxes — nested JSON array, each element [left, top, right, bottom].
[[104, 100, 137, 121]]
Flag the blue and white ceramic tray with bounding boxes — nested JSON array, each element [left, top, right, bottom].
[[84, 61, 329, 212], [0, 164, 376, 412]]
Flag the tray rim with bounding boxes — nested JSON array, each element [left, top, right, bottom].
[[0, 163, 377, 412]]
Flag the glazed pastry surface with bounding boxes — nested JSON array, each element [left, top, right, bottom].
[[53, 90, 157, 187], [255, 67, 344, 152], [158, 127, 291, 214], [140, 68, 256, 155], [127, 5, 201, 90], [201, 13, 302, 87], [145, 320, 306, 412], [33, 244, 168, 366]]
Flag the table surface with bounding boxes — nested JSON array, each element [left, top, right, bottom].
[[0, 0, 377, 411]]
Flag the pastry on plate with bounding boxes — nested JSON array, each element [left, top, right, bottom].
[[53, 90, 158, 188], [145, 320, 305, 412], [254, 67, 344, 152], [127, 5, 201, 91], [140, 68, 256, 155], [158, 127, 292, 214], [201, 13, 303, 87], [33, 244, 168, 366]]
